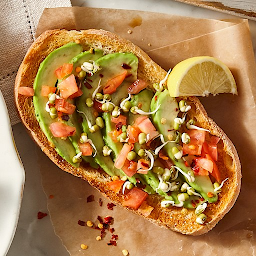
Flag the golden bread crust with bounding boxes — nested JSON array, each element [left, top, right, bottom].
[[14, 29, 241, 235]]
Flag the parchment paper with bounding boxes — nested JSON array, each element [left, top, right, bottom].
[[36, 7, 256, 255]]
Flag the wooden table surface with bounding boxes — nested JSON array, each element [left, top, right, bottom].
[[174, 0, 256, 21]]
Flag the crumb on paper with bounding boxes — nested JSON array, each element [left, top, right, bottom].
[[80, 244, 88, 250], [122, 249, 129, 256], [48, 194, 54, 199], [148, 43, 151, 46], [99, 198, 103, 207], [127, 29, 133, 34], [107, 203, 116, 210], [87, 194, 95, 203]]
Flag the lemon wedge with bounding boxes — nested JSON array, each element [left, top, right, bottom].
[[167, 56, 237, 97]]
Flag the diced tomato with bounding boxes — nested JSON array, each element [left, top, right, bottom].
[[210, 135, 220, 145], [138, 201, 154, 217], [109, 129, 122, 142], [18, 87, 34, 96], [49, 122, 76, 137], [79, 142, 93, 156], [133, 115, 147, 126], [114, 143, 132, 169], [107, 180, 125, 193], [103, 71, 127, 94], [128, 79, 148, 94], [69, 88, 83, 99], [202, 142, 218, 161], [127, 125, 141, 143], [122, 187, 148, 210], [111, 115, 127, 125], [122, 160, 137, 177], [58, 74, 78, 99], [196, 157, 213, 173], [137, 159, 150, 174], [41, 86, 56, 97], [54, 63, 73, 79], [205, 154, 221, 182], [183, 129, 206, 156], [137, 118, 156, 134], [55, 98, 76, 115]]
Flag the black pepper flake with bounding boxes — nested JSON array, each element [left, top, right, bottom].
[[87, 195, 95, 203], [78, 220, 86, 226]]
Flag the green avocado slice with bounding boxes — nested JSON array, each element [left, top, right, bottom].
[[33, 42, 83, 166], [76, 53, 138, 177], [66, 50, 104, 169], [151, 89, 218, 203]]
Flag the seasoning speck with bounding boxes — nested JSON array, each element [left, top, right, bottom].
[[98, 223, 104, 229], [99, 198, 103, 207], [127, 29, 132, 34], [96, 235, 102, 241], [107, 203, 116, 210], [49, 194, 54, 199], [80, 244, 88, 250], [86, 220, 94, 227], [78, 220, 86, 226], [37, 211, 48, 219], [87, 195, 95, 203], [122, 249, 129, 256]]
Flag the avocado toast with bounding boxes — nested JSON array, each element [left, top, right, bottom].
[[14, 29, 241, 235]]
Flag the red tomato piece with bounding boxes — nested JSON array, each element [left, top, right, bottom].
[[205, 154, 221, 182], [196, 157, 213, 173], [114, 143, 132, 169], [122, 188, 148, 210], [137, 118, 156, 134], [122, 160, 137, 177], [54, 63, 73, 79], [49, 122, 76, 137], [183, 129, 206, 156], [103, 71, 127, 94], [109, 129, 122, 142], [137, 159, 150, 174], [18, 87, 34, 96], [127, 125, 141, 143], [41, 86, 56, 97], [69, 88, 83, 99], [111, 115, 127, 125], [58, 74, 78, 99], [133, 115, 147, 126], [79, 142, 93, 156], [128, 79, 148, 94], [55, 98, 76, 115], [107, 180, 125, 193], [210, 135, 220, 145]]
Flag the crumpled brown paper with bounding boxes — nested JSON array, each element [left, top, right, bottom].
[[36, 7, 256, 255]]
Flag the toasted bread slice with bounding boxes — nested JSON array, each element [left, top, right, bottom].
[[14, 29, 241, 235]]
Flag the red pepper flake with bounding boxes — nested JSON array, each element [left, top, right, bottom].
[[97, 216, 104, 223], [115, 122, 123, 131], [191, 201, 196, 208], [112, 234, 118, 240], [107, 240, 117, 246], [49, 194, 54, 199], [107, 203, 116, 210], [195, 200, 200, 204], [184, 161, 189, 167], [155, 95, 158, 101], [104, 216, 113, 225], [37, 211, 48, 219], [78, 220, 86, 226], [87, 195, 95, 203], [84, 81, 92, 89], [99, 198, 103, 207], [200, 197, 205, 201], [175, 108, 179, 112], [99, 73, 104, 78], [109, 228, 115, 233]]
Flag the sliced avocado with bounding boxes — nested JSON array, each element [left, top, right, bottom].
[[65, 50, 104, 168], [33, 42, 83, 166], [76, 53, 138, 177], [151, 89, 218, 203]]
